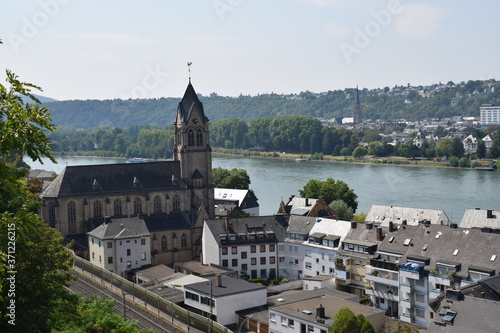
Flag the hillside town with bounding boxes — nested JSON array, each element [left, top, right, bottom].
[[34, 81, 500, 333]]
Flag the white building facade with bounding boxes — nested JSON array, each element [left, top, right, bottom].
[[480, 104, 500, 125]]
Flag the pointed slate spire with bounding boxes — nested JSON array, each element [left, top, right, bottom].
[[355, 85, 361, 106], [178, 82, 206, 123]]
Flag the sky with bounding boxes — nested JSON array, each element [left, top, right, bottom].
[[2, 0, 500, 101]]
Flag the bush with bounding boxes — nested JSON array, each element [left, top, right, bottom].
[[458, 157, 471, 168], [448, 156, 459, 167]]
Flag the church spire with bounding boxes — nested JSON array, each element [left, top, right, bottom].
[[355, 85, 361, 105], [353, 85, 362, 124]]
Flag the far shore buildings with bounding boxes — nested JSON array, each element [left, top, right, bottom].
[[480, 104, 500, 125]]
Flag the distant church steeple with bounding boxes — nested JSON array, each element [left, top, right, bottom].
[[353, 85, 362, 124]]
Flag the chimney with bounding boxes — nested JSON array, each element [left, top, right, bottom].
[[104, 216, 111, 224], [316, 304, 325, 318], [224, 218, 229, 231], [215, 274, 222, 287], [351, 221, 357, 229], [366, 223, 373, 230], [402, 219, 407, 225], [389, 221, 394, 232], [305, 198, 309, 206], [376, 227, 383, 241], [487, 210, 494, 219]]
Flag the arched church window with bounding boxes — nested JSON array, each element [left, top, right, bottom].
[[93, 200, 103, 217], [48, 202, 56, 228], [196, 128, 203, 146], [181, 234, 187, 248], [188, 129, 195, 146], [161, 235, 167, 251], [67, 201, 76, 234], [153, 195, 162, 213], [133, 197, 142, 215], [173, 195, 180, 212], [114, 199, 122, 216]]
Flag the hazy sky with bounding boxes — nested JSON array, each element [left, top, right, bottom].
[[2, 0, 499, 101]]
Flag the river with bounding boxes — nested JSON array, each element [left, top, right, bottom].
[[26, 155, 499, 223]]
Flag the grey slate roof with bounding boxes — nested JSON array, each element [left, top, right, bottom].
[[43, 161, 183, 197], [377, 224, 500, 276], [185, 275, 266, 297], [365, 205, 449, 226], [286, 215, 317, 235], [460, 208, 500, 229], [204, 216, 287, 247], [178, 82, 208, 124], [87, 216, 149, 240]]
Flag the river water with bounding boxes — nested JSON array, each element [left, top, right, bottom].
[[26, 155, 499, 223]]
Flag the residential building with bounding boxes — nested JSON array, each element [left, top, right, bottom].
[[214, 188, 259, 216], [336, 222, 387, 298], [280, 215, 317, 280], [184, 274, 267, 325], [365, 205, 450, 227], [202, 216, 286, 279], [480, 104, 500, 125], [277, 196, 337, 218], [269, 294, 385, 333], [366, 223, 500, 327], [87, 216, 150, 278], [42, 81, 215, 267], [302, 218, 352, 279], [463, 134, 478, 154], [483, 134, 493, 149]]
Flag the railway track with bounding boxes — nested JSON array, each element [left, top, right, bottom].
[[68, 272, 182, 333]]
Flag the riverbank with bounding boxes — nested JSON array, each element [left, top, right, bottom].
[[211, 148, 498, 171]]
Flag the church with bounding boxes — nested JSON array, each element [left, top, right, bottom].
[[41, 81, 215, 267]]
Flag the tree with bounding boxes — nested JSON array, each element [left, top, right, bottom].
[[212, 167, 251, 189], [331, 307, 376, 333], [0, 56, 75, 331], [329, 200, 354, 221], [353, 212, 367, 223], [299, 178, 358, 212], [384, 318, 420, 333], [476, 139, 486, 159], [352, 146, 367, 158], [367, 141, 384, 156]]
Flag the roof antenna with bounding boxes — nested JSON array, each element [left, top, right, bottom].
[[187, 62, 192, 83]]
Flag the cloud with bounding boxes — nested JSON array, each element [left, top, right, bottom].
[[394, 3, 449, 40]]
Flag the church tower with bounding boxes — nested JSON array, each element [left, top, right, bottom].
[[353, 85, 362, 124], [173, 81, 215, 218]]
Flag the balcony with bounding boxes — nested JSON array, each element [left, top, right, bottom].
[[400, 283, 414, 294], [365, 288, 398, 302], [428, 273, 451, 287], [365, 272, 399, 287]]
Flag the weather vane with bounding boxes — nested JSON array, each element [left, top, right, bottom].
[[187, 62, 192, 82]]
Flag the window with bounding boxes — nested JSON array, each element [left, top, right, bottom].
[[251, 258, 256, 265], [308, 325, 314, 332], [222, 248, 228, 255], [305, 262, 312, 269], [93, 200, 103, 217], [127, 249, 131, 256], [270, 313, 276, 323], [188, 129, 195, 146], [141, 252, 146, 260], [416, 308, 425, 318], [305, 249, 312, 257], [232, 259, 238, 267], [251, 245, 256, 253], [133, 197, 142, 215], [196, 128, 203, 146], [200, 296, 214, 307], [173, 195, 180, 211], [260, 245, 266, 252], [181, 234, 187, 248], [329, 253, 335, 262], [288, 318, 295, 327], [161, 235, 167, 251], [107, 241, 112, 248], [270, 256, 275, 264], [222, 259, 228, 267], [415, 293, 425, 303], [67, 201, 76, 234], [113, 199, 122, 216], [251, 270, 257, 279], [288, 245, 293, 252], [279, 257, 285, 263], [241, 251, 247, 259], [153, 195, 162, 213], [242, 264, 248, 272], [47, 202, 56, 228], [268, 244, 275, 252], [127, 261, 132, 268], [108, 257, 113, 264], [278, 244, 284, 251], [260, 269, 267, 278], [231, 247, 237, 254], [260, 257, 266, 265], [92, 252, 95, 260], [281, 316, 287, 325], [185, 291, 199, 302], [141, 238, 146, 245]]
